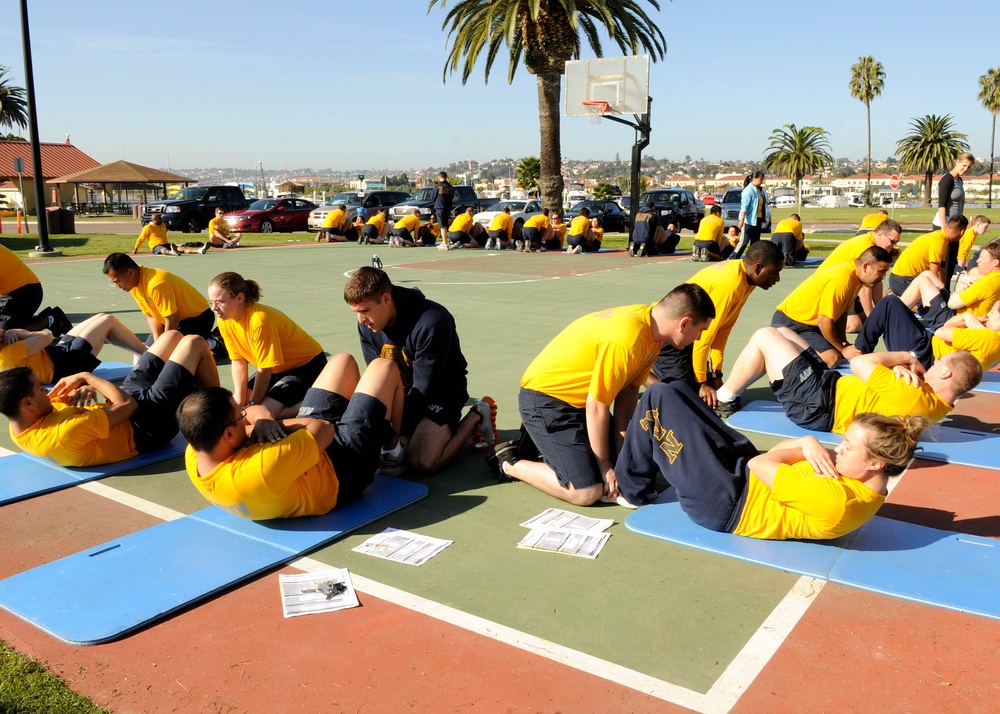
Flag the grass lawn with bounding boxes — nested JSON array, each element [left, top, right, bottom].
[[0, 641, 109, 714]]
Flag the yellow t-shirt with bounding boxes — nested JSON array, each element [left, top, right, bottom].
[[208, 217, 230, 238], [218, 302, 322, 372], [772, 217, 803, 240], [832, 364, 951, 434], [0, 340, 53, 383], [858, 213, 888, 233], [591, 226, 605, 242], [130, 266, 209, 325], [133, 223, 169, 253], [185, 429, 339, 520], [0, 244, 40, 294], [488, 213, 513, 237], [932, 328, 1000, 369], [11, 402, 137, 467], [322, 208, 346, 230], [695, 213, 724, 247], [687, 260, 754, 382], [395, 214, 421, 233], [521, 304, 660, 408], [567, 215, 590, 237], [957, 227, 979, 264], [449, 213, 473, 233], [892, 230, 949, 278], [551, 222, 567, 247], [821, 233, 876, 269], [776, 261, 861, 325], [733, 461, 885, 540], [523, 214, 550, 230], [955, 270, 1000, 317], [365, 213, 386, 232]]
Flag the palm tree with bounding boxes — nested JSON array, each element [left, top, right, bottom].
[[895, 114, 970, 207], [849, 56, 885, 206], [978, 67, 1000, 208], [0, 66, 28, 131], [428, 0, 666, 212], [763, 124, 833, 206], [516, 156, 540, 193]]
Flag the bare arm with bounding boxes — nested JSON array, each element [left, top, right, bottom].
[[146, 315, 164, 341], [748, 436, 837, 486], [50, 372, 137, 429], [231, 359, 250, 406], [585, 395, 617, 497], [281, 417, 334, 451], [3, 329, 52, 354], [817, 314, 851, 358], [849, 350, 916, 382], [163, 314, 180, 332], [611, 385, 639, 454]]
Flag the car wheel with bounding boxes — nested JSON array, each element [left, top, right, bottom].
[[260, 219, 274, 234], [184, 215, 201, 233], [690, 218, 700, 234]]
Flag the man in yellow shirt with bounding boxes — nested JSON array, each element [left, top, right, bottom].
[[489, 284, 716, 506], [713, 325, 981, 429], [769, 213, 805, 266], [1, 330, 219, 467], [102, 253, 216, 347], [360, 208, 388, 245], [134, 212, 197, 255], [444, 206, 482, 249], [178, 354, 404, 520], [889, 215, 967, 294], [897, 242, 1000, 330], [390, 209, 422, 247], [487, 206, 514, 250], [317, 203, 349, 243], [652, 241, 784, 407], [956, 215, 992, 274], [0, 244, 71, 335], [565, 207, 592, 254], [520, 209, 552, 252], [692, 205, 727, 261], [206, 207, 241, 250], [856, 209, 888, 236], [549, 213, 567, 250], [772, 246, 892, 367]]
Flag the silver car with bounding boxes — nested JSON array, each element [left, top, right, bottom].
[[720, 188, 772, 232]]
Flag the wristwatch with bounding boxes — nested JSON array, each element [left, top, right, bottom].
[[248, 400, 259, 407]]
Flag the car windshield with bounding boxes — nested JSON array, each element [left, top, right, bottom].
[[169, 187, 208, 200], [570, 201, 603, 213], [409, 187, 436, 201], [722, 190, 742, 203], [327, 193, 362, 207], [496, 201, 527, 211], [248, 200, 276, 211]]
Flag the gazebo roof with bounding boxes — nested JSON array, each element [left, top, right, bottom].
[[49, 160, 193, 185]]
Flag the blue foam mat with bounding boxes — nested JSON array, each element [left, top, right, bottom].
[[625, 501, 1000, 620], [0, 434, 188, 505], [725, 401, 1000, 470], [0, 475, 427, 645], [43, 361, 133, 388]]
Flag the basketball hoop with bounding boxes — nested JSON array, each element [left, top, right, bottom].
[[582, 100, 610, 125]]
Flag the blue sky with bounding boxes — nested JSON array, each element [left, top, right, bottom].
[[1, 0, 997, 172]]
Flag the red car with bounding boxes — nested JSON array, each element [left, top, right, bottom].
[[700, 193, 716, 206], [225, 197, 318, 233]]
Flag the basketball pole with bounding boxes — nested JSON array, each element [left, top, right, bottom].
[[601, 98, 651, 231]]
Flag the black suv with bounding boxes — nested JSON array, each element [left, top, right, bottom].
[[388, 185, 487, 224], [142, 185, 249, 233], [637, 188, 705, 233]]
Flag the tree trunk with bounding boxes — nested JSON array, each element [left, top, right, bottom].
[[990, 112, 997, 209], [536, 72, 564, 213], [923, 171, 933, 207], [866, 104, 872, 206]]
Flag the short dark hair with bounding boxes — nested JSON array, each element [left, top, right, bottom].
[[858, 245, 892, 265], [344, 266, 392, 304], [0, 367, 34, 418], [102, 252, 138, 275], [946, 215, 969, 231], [658, 283, 716, 322], [744, 240, 784, 267], [177, 387, 237, 452], [645, 200, 655, 209], [710, 205, 721, 215]]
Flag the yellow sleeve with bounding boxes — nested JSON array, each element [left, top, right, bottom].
[[134, 226, 150, 252], [957, 228, 976, 264]]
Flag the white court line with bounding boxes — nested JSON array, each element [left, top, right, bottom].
[[65, 479, 817, 712]]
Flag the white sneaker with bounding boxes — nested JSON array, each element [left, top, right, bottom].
[[198, 242, 211, 254], [438, 242, 450, 251], [379, 447, 407, 476]]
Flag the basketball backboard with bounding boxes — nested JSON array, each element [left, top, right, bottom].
[[564, 55, 650, 117]]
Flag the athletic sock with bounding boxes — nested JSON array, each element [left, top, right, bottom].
[[501, 460, 513, 476], [381, 443, 404, 459], [715, 387, 738, 404]]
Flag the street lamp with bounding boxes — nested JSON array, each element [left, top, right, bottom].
[[358, 174, 365, 191]]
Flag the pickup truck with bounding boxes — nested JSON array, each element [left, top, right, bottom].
[[388, 184, 488, 224], [142, 185, 249, 233], [637, 188, 705, 233]]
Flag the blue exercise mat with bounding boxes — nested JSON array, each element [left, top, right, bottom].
[[43, 361, 133, 388], [0, 434, 187, 505], [626, 501, 1000, 620], [725, 401, 1000, 470], [0, 475, 427, 645]]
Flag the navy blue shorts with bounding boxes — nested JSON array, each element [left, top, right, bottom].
[[771, 310, 837, 353], [652, 342, 699, 391], [488, 229, 507, 243], [122, 352, 197, 452], [297, 388, 392, 505], [0, 282, 43, 330], [543, 237, 562, 251], [518, 388, 602, 490], [521, 227, 540, 244], [566, 233, 586, 248], [888, 273, 914, 296], [248, 352, 328, 408], [46, 335, 101, 382], [361, 224, 380, 240], [391, 228, 412, 241], [449, 230, 472, 245], [434, 210, 449, 229], [922, 290, 956, 331], [771, 350, 840, 432]]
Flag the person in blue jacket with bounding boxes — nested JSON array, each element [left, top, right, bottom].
[[733, 172, 769, 259]]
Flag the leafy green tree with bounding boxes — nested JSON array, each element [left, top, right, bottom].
[[895, 114, 970, 206], [516, 156, 540, 192], [0, 66, 28, 132], [592, 182, 615, 200], [763, 124, 833, 206], [978, 66, 1000, 208], [849, 56, 885, 205], [429, 0, 666, 213]]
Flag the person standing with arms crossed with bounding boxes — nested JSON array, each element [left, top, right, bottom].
[[733, 172, 768, 260]]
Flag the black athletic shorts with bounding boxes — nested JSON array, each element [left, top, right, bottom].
[[46, 335, 101, 382], [518, 388, 602, 490], [888, 273, 914, 296], [923, 290, 956, 331], [122, 352, 197, 452], [521, 227, 540, 244], [771, 310, 837, 354], [248, 352, 328, 408], [771, 350, 840, 432], [0, 282, 43, 329]]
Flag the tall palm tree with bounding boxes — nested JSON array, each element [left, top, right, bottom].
[[428, 0, 666, 212], [517, 156, 541, 192], [849, 56, 885, 206], [895, 114, 969, 207], [0, 66, 28, 131], [978, 66, 1000, 208], [763, 124, 833, 206]]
